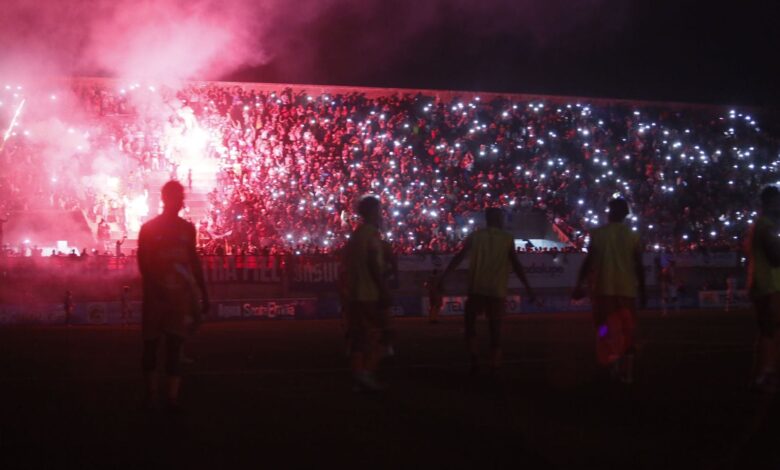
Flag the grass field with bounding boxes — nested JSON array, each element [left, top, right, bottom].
[[0, 310, 777, 469]]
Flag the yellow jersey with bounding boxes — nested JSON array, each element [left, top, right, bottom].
[[747, 216, 780, 297], [344, 223, 384, 302], [588, 222, 640, 298], [468, 227, 514, 298]]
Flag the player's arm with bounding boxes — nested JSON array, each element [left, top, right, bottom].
[[366, 237, 390, 301], [439, 235, 472, 286], [634, 243, 647, 308], [572, 251, 593, 300], [188, 225, 210, 318], [136, 225, 150, 278], [509, 247, 536, 302], [757, 223, 780, 267]]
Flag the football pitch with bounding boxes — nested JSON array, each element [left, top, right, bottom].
[[0, 310, 777, 469]]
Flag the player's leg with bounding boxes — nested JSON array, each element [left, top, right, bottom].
[[365, 302, 385, 372], [348, 302, 383, 391], [429, 297, 441, 324], [374, 303, 395, 357], [347, 302, 367, 375], [594, 296, 628, 381], [660, 277, 668, 316], [752, 294, 779, 391], [164, 333, 185, 407], [485, 296, 505, 370], [464, 295, 481, 371], [142, 338, 159, 405], [617, 298, 638, 384]]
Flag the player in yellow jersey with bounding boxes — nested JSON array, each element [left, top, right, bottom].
[[745, 186, 780, 393], [424, 269, 443, 324], [378, 239, 397, 357], [573, 198, 646, 384], [342, 196, 390, 391], [138, 181, 209, 411], [439, 208, 536, 373]]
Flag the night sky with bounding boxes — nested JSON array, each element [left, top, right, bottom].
[[226, 0, 778, 108]]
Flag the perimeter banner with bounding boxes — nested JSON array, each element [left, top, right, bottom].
[[698, 290, 750, 308], [215, 298, 318, 320], [288, 255, 341, 290], [201, 256, 283, 284]]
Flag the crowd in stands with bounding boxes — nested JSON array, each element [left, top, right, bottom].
[[1, 79, 778, 256]]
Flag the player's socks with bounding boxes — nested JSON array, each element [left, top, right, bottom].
[[751, 370, 777, 393], [353, 371, 385, 392]]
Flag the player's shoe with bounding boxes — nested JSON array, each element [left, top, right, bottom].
[[180, 354, 196, 366], [164, 400, 184, 416], [353, 371, 386, 393], [749, 372, 777, 394]]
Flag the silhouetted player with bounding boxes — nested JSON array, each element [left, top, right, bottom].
[[746, 185, 780, 392], [63, 290, 74, 325], [425, 269, 443, 324], [120, 285, 132, 325], [573, 198, 646, 384], [137, 181, 209, 410], [379, 239, 397, 357], [0, 213, 7, 252], [342, 195, 389, 392], [440, 207, 535, 372], [656, 249, 676, 316]]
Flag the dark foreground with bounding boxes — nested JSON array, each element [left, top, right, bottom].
[[0, 311, 777, 469]]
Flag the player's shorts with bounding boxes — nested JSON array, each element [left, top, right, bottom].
[[142, 333, 184, 376], [464, 294, 505, 348], [592, 296, 637, 365], [347, 301, 383, 354], [752, 292, 780, 338]]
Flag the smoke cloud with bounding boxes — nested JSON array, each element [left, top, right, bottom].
[[0, 0, 623, 83]]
